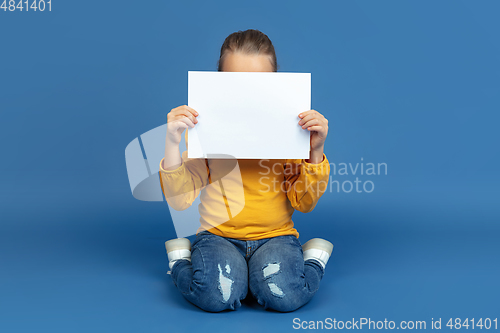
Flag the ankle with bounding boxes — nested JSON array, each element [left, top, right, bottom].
[[303, 249, 329, 269], [165, 238, 192, 272]]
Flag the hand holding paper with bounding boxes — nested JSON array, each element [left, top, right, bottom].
[[166, 105, 199, 145], [163, 105, 200, 171], [298, 109, 329, 164]]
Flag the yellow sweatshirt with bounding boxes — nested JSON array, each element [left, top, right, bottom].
[[159, 133, 330, 240]]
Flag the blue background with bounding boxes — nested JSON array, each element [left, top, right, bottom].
[[1, 0, 499, 332]]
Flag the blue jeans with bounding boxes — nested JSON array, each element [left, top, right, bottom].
[[170, 230, 325, 312]]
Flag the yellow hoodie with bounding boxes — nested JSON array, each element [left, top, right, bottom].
[[159, 132, 330, 240]]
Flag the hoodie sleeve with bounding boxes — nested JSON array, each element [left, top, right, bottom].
[[284, 153, 330, 213], [158, 132, 210, 211]]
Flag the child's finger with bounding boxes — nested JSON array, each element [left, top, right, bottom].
[[173, 110, 198, 124], [298, 110, 313, 118], [301, 118, 322, 129], [298, 113, 318, 126], [183, 105, 199, 116], [171, 121, 188, 131], [177, 116, 196, 128], [172, 105, 197, 115], [298, 109, 322, 119], [306, 125, 325, 133]]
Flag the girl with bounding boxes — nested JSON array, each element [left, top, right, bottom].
[[160, 29, 332, 312]]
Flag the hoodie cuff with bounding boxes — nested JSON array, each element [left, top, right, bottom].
[[159, 158, 184, 174], [302, 153, 329, 172]]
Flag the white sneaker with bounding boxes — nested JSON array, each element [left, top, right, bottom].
[[165, 238, 191, 272], [302, 238, 334, 269]]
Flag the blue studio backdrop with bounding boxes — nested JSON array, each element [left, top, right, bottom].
[[1, 0, 499, 332]]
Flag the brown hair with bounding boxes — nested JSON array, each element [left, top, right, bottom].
[[217, 29, 279, 72]]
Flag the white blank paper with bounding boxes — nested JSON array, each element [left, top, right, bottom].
[[187, 71, 311, 159]]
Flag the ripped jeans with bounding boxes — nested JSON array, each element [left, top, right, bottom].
[[170, 230, 325, 312]]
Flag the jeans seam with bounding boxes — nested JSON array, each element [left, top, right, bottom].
[[177, 239, 207, 298]]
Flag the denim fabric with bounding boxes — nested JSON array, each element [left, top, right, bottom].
[[170, 230, 325, 312]]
